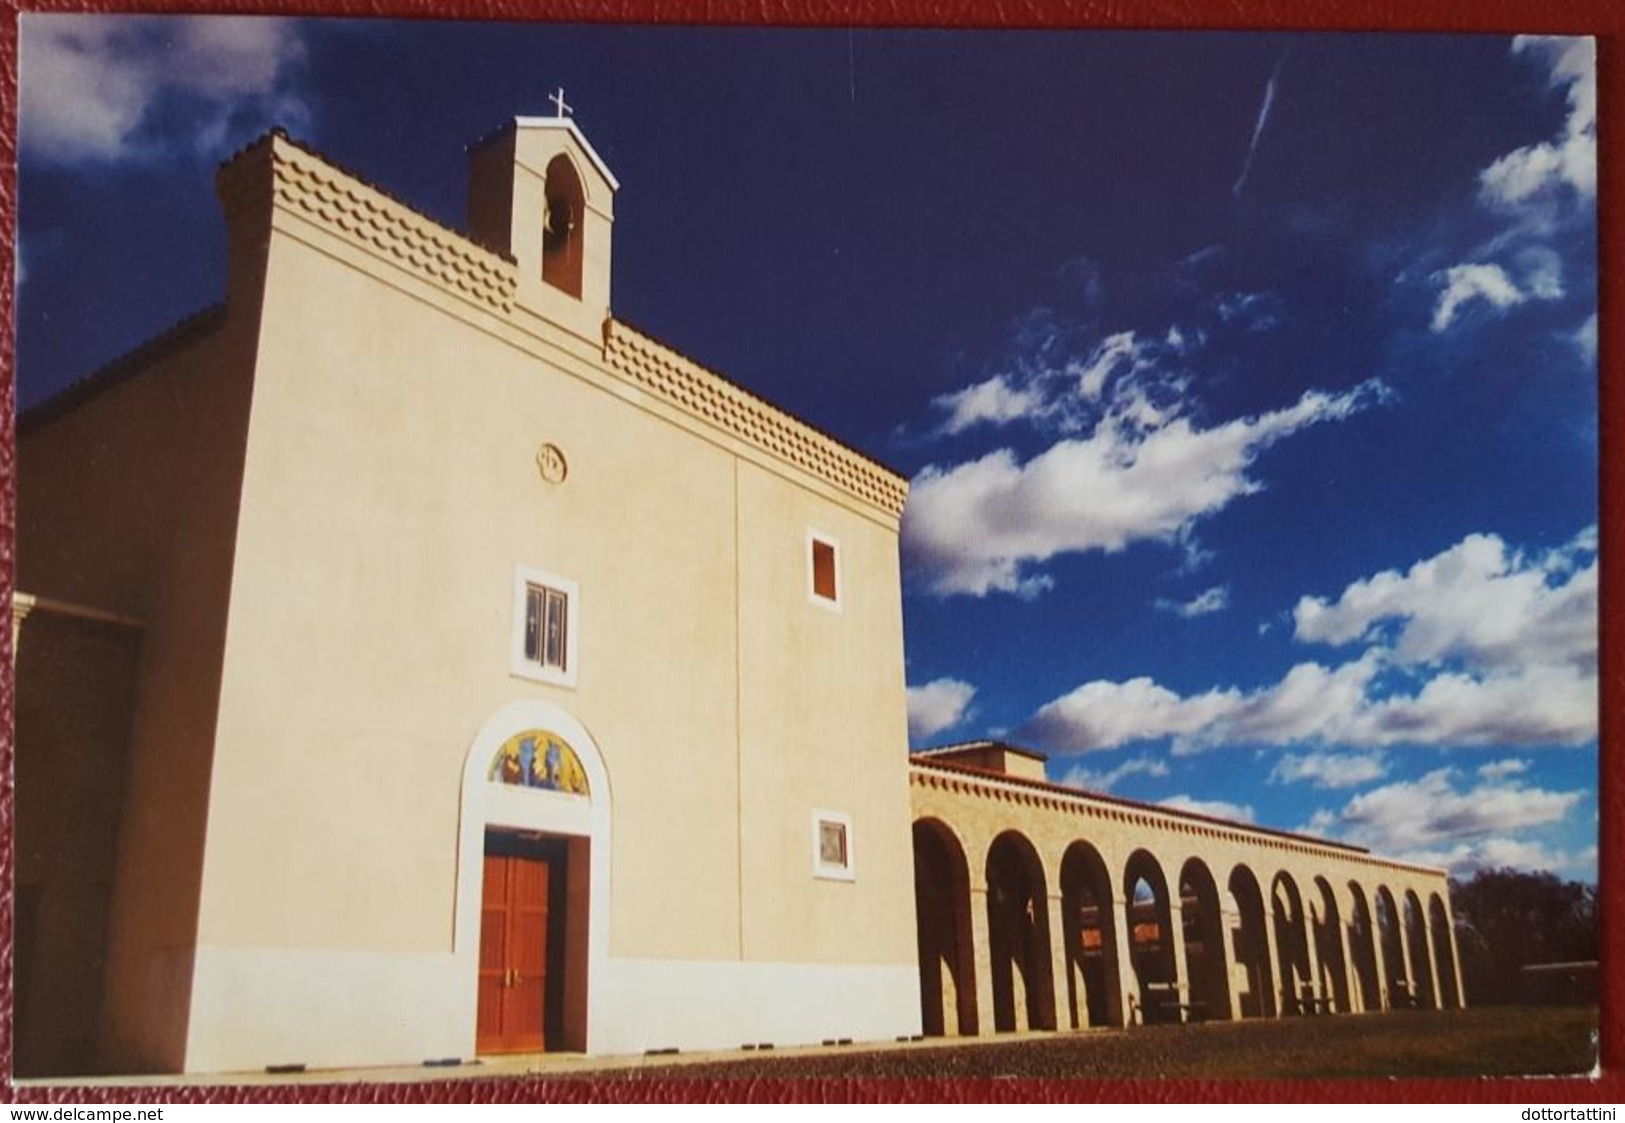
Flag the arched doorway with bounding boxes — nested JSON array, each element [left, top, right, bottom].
[[1060, 840, 1123, 1028], [1429, 893, 1462, 1009], [1347, 881, 1382, 1013], [1404, 890, 1437, 1009], [985, 831, 1056, 1032], [1123, 849, 1177, 1024], [1228, 864, 1276, 1018], [1311, 877, 1351, 1013], [1375, 886, 1407, 1008], [1271, 872, 1312, 1015], [457, 702, 611, 1055], [1180, 859, 1231, 1022], [912, 819, 978, 1036]]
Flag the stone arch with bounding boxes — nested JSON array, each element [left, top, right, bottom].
[[1346, 881, 1382, 1013], [985, 830, 1056, 1032], [1271, 872, 1312, 1015], [1179, 858, 1231, 1022], [542, 153, 586, 297], [1374, 886, 1407, 1006], [1403, 890, 1437, 1009], [1311, 877, 1350, 1013], [1060, 840, 1123, 1028], [1228, 864, 1276, 1018], [912, 818, 978, 1036], [456, 701, 612, 1054], [1428, 893, 1462, 1009], [1123, 849, 1177, 1024]]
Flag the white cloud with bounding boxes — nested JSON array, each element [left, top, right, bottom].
[[1479, 37, 1596, 210], [1055, 754, 1169, 793], [1022, 528, 1597, 755], [1301, 767, 1586, 877], [930, 375, 1050, 436], [1413, 838, 1596, 880], [904, 379, 1386, 598], [1160, 794, 1255, 823], [906, 677, 977, 741], [1574, 313, 1598, 363], [1155, 585, 1229, 619], [1429, 263, 1525, 332], [20, 14, 308, 164], [1269, 750, 1388, 789], [1231, 56, 1282, 200], [1023, 676, 1241, 753], [1292, 528, 1597, 671], [1478, 758, 1529, 780]]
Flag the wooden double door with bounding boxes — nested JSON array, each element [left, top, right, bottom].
[[477, 834, 565, 1054]]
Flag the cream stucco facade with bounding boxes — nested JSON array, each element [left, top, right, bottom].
[[16, 119, 919, 1076]]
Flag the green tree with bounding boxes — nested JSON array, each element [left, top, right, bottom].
[[1450, 868, 1597, 1005]]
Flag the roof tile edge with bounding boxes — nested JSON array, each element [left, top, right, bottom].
[[603, 319, 910, 520], [217, 130, 519, 316], [905, 756, 1465, 877]]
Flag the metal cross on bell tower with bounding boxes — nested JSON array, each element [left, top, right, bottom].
[[549, 87, 574, 119]]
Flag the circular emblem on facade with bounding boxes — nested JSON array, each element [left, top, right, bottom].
[[536, 443, 568, 484]]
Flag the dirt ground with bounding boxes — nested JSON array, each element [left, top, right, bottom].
[[543, 1006, 1599, 1084]]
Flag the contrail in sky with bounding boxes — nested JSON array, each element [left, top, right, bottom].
[[1232, 56, 1285, 199]]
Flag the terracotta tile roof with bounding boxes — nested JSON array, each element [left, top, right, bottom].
[[912, 739, 1051, 764], [910, 753, 1374, 857], [19, 304, 228, 435]]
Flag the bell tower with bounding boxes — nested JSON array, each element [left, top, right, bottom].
[[467, 99, 618, 342]]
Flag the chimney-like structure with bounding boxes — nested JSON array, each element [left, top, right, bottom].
[[468, 117, 619, 343]]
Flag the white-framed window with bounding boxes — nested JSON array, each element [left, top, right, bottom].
[[807, 529, 842, 611], [811, 809, 855, 882], [510, 564, 580, 688]]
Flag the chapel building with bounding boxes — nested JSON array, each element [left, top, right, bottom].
[[14, 117, 920, 1076], [12, 114, 1461, 1080]]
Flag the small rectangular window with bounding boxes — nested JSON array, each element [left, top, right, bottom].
[[523, 584, 570, 672], [819, 820, 848, 867], [512, 565, 579, 687], [811, 810, 855, 881], [807, 530, 842, 611], [812, 539, 837, 601]]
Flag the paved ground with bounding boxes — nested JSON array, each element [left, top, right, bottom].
[[23, 1007, 1598, 1091]]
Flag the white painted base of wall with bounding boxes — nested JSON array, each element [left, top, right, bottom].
[[591, 958, 922, 1056], [185, 946, 469, 1074], [183, 945, 921, 1075]]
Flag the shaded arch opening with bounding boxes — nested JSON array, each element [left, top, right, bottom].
[[1347, 882, 1382, 1013], [985, 831, 1056, 1032], [1060, 840, 1123, 1028], [1404, 890, 1437, 1009], [1428, 893, 1462, 1009], [1180, 859, 1231, 1022], [1311, 877, 1351, 1013], [1375, 887, 1407, 1007], [1271, 872, 1313, 1015], [1228, 864, 1276, 1018], [912, 818, 977, 1036], [1124, 849, 1177, 1024]]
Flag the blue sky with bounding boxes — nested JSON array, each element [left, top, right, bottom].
[[15, 19, 1600, 883]]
